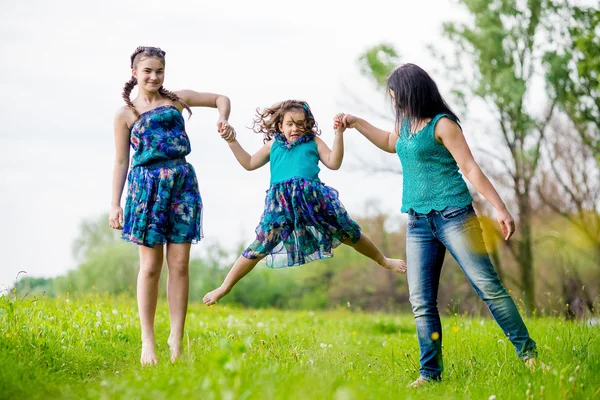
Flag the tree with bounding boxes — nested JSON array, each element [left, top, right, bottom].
[[545, 5, 600, 164], [56, 214, 139, 295], [433, 0, 566, 314]]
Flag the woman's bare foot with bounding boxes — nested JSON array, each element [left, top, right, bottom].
[[168, 336, 182, 363], [381, 258, 407, 274], [407, 376, 429, 388], [203, 285, 230, 306], [140, 341, 158, 366]]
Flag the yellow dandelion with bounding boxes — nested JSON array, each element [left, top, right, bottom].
[[5, 333, 10, 338], [508, 289, 512, 294], [431, 332, 440, 340], [452, 326, 459, 333]]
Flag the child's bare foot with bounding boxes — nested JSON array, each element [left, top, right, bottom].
[[168, 336, 182, 363], [381, 258, 407, 274], [203, 285, 230, 306], [140, 341, 158, 366]]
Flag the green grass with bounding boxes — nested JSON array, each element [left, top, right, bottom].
[[1, 294, 599, 399]]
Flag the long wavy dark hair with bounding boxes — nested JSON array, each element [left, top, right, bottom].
[[251, 100, 321, 143], [387, 63, 458, 131], [121, 46, 192, 118]]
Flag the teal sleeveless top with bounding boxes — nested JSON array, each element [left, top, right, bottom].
[[396, 113, 472, 213], [270, 135, 320, 184]]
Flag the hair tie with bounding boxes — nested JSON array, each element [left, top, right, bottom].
[[302, 104, 311, 116]]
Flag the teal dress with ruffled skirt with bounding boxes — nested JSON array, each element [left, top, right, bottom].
[[243, 134, 361, 267]]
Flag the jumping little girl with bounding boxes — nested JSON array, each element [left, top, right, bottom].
[[109, 46, 232, 365], [203, 100, 406, 306]]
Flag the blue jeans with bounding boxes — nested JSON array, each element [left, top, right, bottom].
[[406, 204, 537, 380]]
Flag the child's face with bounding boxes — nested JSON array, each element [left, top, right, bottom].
[[279, 109, 306, 142], [132, 56, 165, 93]]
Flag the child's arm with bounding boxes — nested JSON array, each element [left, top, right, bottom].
[[109, 107, 131, 230], [342, 114, 398, 153], [435, 117, 515, 241], [175, 90, 231, 131], [223, 132, 272, 171], [315, 113, 346, 170]]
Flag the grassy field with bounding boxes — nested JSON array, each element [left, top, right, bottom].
[[0, 293, 598, 399]]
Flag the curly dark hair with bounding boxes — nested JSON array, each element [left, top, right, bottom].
[[251, 100, 321, 143], [121, 46, 192, 118]]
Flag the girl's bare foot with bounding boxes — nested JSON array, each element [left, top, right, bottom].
[[382, 258, 407, 274], [140, 341, 158, 366], [203, 286, 230, 306], [168, 336, 182, 363]]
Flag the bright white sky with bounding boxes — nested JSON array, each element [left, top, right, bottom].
[[1, 0, 476, 288]]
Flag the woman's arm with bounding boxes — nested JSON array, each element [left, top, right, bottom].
[[435, 117, 516, 240], [343, 114, 398, 153]]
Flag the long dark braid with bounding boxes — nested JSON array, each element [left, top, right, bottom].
[[121, 46, 192, 118], [159, 86, 192, 117]]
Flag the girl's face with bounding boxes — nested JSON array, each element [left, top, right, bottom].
[[278, 109, 306, 142], [132, 56, 165, 93]]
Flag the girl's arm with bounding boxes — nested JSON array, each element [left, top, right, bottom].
[[175, 90, 231, 130], [342, 114, 398, 153], [435, 117, 516, 240], [315, 113, 347, 170], [109, 107, 131, 230], [225, 138, 272, 171]]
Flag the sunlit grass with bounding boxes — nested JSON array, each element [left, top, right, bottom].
[[1, 294, 598, 399]]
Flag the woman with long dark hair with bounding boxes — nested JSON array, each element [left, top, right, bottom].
[[339, 63, 537, 387]]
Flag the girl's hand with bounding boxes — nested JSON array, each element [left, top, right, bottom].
[[109, 205, 124, 230], [334, 113, 346, 135], [220, 125, 237, 142], [496, 207, 515, 241], [341, 113, 359, 129]]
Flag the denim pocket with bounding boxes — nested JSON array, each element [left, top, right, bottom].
[[407, 215, 417, 229], [440, 205, 470, 220]]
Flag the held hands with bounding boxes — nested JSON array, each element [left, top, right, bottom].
[[333, 113, 346, 135], [496, 207, 516, 241], [109, 205, 124, 230], [217, 119, 236, 143], [340, 113, 359, 129]]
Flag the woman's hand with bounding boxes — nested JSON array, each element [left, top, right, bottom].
[[496, 207, 515, 241], [341, 113, 359, 129]]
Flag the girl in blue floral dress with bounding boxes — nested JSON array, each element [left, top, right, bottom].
[[109, 46, 234, 365], [203, 100, 406, 306]]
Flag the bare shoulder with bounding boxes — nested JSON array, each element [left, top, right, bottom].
[[115, 105, 134, 127], [434, 116, 463, 141], [115, 105, 130, 119], [313, 135, 327, 146]]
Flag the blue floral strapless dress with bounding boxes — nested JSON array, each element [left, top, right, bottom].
[[122, 105, 203, 247]]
